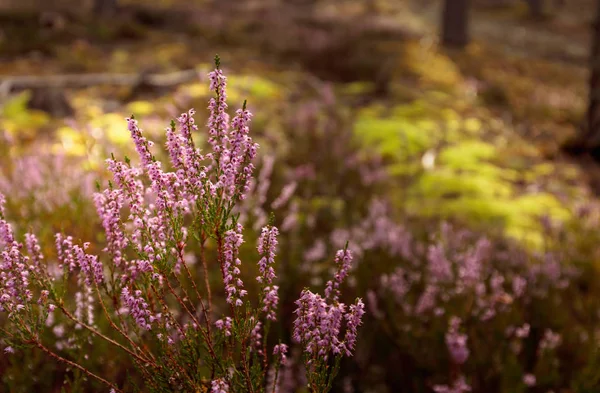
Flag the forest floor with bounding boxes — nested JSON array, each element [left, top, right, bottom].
[[0, 0, 597, 248]]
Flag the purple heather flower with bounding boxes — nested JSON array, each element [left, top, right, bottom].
[[325, 248, 353, 302], [343, 298, 365, 356], [523, 374, 536, 387], [0, 218, 33, 314], [207, 68, 230, 161], [211, 378, 229, 393], [428, 243, 453, 282], [515, 323, 530, 339], [381, 267, 410, 303], [121, 287, 155, 330], [127, 117, 154, 169], [540, 329, 561, 351], [293, 288, 364, 360], [249, 317, 263, 352], [512, 276, 527, 298], [257, 225, 279, 320], [433, 375, 471, 393], [94, 189, 128, 267], [221, 224, 247, 307], [446, 317, 470, 365], [273, 343, 289, 365], [24, 233, 44, 274], [215, 317, 233, 337]]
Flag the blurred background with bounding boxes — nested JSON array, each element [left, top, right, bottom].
[[2, 0, 600, 392]]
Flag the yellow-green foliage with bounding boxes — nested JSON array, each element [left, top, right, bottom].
[[354, 100, 570, 248]]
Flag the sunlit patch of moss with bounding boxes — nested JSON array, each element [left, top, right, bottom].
[[355, 96, 575, 248], [179, 82, 210, 99], [354, 115, 435, 159], [53, 126, 89, 157], [228, 75, 283, 102], [341, 82, 375, 95], [0, 91, 51, 136], [126, 101, 156, 117], [411, 168, 513, 199], [404, 41, 463, 88]]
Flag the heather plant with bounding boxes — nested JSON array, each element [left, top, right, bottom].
[[0, 57, 364, 393], [359, 221, 587, 393]]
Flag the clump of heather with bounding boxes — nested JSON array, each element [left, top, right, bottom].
[[0, 56, 364, 393], [361, 221, 582, 392]]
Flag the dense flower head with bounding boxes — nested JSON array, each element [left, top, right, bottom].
[[221, 224, 247, 307], [433, 376, 471, 393], [207, 67, 229, 157], [215, 317, 233, 337], [24, 233, 44, 274], [127, 116, 154, 169], [428, 243, 453, 282], [293, 288, 364, 359], [445, 317, 470, 365], [273, 343, 289, 364], [257, 225, 279, 320], [325, 248, 353, 302], [523, 373, 536, 387], [93, 189, 127, 267], [540, 329, 561, 351], [0, 226, 32, 313], [121, 287, 156, 331], [211, 378, 229, 393], [343, 299, 365, 356]]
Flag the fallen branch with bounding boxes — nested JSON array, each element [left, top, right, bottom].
[[0, 69, 203, 91]]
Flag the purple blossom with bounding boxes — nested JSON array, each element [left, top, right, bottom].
[[273, 343, 288, 364], [515, 323, 530, 338], [221, 224, 247, 307], [121, 287, 154, 330], [94, 189, 128, 267], [0, 214, 32, 314], [540, 329, 561, 351], [293, 288, 364, 359], [257, 225, 279, 320], [325, 248, 353, 302], [428, 243, 453, 282], [215, 317, 233, 337], [433, 375, 471, 393], [446, 317, 470, 365], [250, 318, 263, 352], [343, 299, 365, 356], [127, 116, 154, 169], [207, 67, 230, 160], [24, 233, 44, 274], [523, 374, 536, 387], [211, 378, 229, 393]]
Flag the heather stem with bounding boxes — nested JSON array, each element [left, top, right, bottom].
[[58, 304, 155, 366], [33, 340, 123, 393], [93, 281, 156, 364], [200, 237, 213, 314]]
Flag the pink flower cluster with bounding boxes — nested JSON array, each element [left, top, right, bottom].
[[55, 235, 104, 285], [210, 378, 229, 393], [445, 317, 469, 365], [257, 225, 279, 320], [222, 224, 247, 307], [433, 376, 471, 393], [293, 250, 365, 359], [121, 287, 159, 331], [0, 200, 32, 314]]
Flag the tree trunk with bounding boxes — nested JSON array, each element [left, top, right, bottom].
[[584, 0, 600, 151], [441, 0, 470, 48], [93, 0, 117, 17], [527, 0, 545, 18]]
